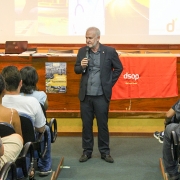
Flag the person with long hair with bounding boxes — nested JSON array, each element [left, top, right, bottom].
[[20, 66, 48, 110]]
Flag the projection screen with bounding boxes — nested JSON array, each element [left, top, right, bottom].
[[0, 0, 179, 44]]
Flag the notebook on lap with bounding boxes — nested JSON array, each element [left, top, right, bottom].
[[5, 41, 28, 54]]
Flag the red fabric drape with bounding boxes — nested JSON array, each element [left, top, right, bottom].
[[111, 56, 178, 99]]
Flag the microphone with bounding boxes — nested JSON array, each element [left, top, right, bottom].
[[85, 47, 89, 59]]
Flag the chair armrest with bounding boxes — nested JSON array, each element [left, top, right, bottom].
[[49, 118, 57, 143], [0, 161, 17, 180], [171, 131, 178, 161], [15, 142, 34, 178], [35, 128, 48, 158]]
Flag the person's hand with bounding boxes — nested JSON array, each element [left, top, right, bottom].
[[81, 58, 89, 69]]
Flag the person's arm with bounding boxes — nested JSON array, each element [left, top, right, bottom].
[[112, 49, 123, 86], [43, 98, 48, 111], [34, 100, 46, 133], [174, 101, 180, 120], [164, 108, 175, 125], [74, 48, 88, 74], [0, 137, 4, 156]]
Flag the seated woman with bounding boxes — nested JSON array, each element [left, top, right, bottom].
[[0, 74, 22, 136], [0, 134, 23, 171], [20, 66, 48, 110]]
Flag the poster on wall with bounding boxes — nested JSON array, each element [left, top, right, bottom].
[[45, 62, 67, 93]]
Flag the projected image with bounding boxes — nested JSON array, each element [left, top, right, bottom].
[[104, 0, 149, 36], [45, 62, 67, 93], [14, 0, 105, 36], [1, 0, 180, 44], [15, 0, 67, 36], [37, 0, 68, 36], [68, 0, 105, 35], [149, 0, 180, 35], [14, 0, 147, 37], [15, 0, 38, 36]]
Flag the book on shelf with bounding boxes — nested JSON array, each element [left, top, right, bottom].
[[18, 51, 36, 56]]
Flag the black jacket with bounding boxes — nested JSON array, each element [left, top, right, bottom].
[[74, 43, 123, 102]]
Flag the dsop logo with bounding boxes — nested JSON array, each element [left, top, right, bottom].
[[123, 72, 139, 81]]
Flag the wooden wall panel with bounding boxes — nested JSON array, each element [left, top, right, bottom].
[[0, 56, 31, 70], [32, 56, 81, 111], [0, 55, 179, 118]]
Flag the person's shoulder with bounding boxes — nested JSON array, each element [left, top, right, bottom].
[[100, 44, 115, 51], [33, 91, 47, 99], [175, 101, 180, 111], [22, 95, 40, 104], [12, 108, 20, 119], [33, 90, 46, 95], [172, 100, 179, 110], [78, 46, 87, 53], [0, 105, 11, 114], [0, 106, 19, 122]]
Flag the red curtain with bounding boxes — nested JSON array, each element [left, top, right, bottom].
[[112, 56, 178, 100]]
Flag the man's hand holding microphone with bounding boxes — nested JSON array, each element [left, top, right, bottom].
[[81, 46, 89, 69]]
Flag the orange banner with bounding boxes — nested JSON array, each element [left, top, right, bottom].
[[112, 56, 178, 99]]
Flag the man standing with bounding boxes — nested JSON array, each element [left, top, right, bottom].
[[74, 27, 123, 163]]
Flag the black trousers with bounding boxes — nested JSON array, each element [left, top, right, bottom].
[[80, 95, 110, 156]]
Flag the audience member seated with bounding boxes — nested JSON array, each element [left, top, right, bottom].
[[0, 134, 23, 179], [0, 73, 34, 179], [163, 101, 180, 180], [1, 66, 52, 177], [0, 74, 22, 136], [20, 66, 57, 143], [20, 66, 48, 110], [153, 100, 180, 143]]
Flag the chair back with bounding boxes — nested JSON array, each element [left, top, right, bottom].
[[40, 103, 47, 119], [0, 122, 16, 137], [39, 103, 57, 143], [19, 113, 48, 158], [19, 113, 36, 145]]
